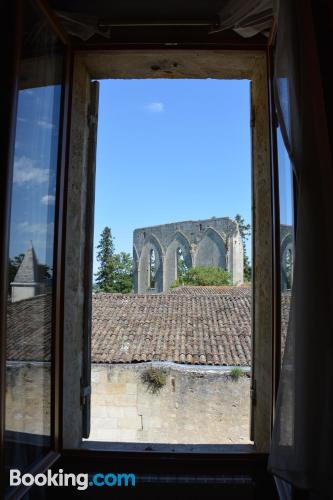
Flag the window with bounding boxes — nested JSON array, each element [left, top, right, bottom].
[[277, 127, 295, 363], [4, 0, 64, 488], [89, 77, 253, 446], [149, 249, 156, 289], [176, 247, 188, 279], [61, 50, 272, 452]]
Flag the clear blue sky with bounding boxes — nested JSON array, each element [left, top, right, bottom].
[[94, 78, 252, 274]]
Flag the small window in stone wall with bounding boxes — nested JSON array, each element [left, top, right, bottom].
[[176, 247, 188, 280], [149, 248, 156, 288]]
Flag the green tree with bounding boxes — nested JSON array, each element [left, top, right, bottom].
[[95, 227, 116, 292], [95, 227, 133, 293], [171, 266, 230, 288], [111, 252, 133, 294], [235, 214, 252, 282]]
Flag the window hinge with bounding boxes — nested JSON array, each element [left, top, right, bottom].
[[250, 379, 257, 405], [250, 106, 255, 128], [80, 383, 91, 407]]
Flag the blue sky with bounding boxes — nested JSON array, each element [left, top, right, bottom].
[[277, 127, 294, 226], [9, 86, 60, 270], [93, 78, 252, 273]]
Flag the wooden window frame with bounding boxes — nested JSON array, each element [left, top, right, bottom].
[[62, 47, 274, 453], [0, 0, 72, 497], [0, 1, 284, 496]]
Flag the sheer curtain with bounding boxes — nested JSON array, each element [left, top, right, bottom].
[[211, 0, 273, 37], [268, 0, 333, 498]]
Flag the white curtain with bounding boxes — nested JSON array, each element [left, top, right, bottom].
[[268, 0, 333, 498], [211, 0, 273, 37]]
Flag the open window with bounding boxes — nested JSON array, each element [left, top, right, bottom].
[[1, 0, 70, 492], [62, 50, 273, 452]]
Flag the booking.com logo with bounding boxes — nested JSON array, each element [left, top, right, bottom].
[[10, 469, 136, 491]]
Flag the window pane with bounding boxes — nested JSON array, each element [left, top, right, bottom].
[[5, 0, 63, 483], [277, 127, 294, 364]]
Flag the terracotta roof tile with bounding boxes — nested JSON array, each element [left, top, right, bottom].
[[6, 286, 291, 366], [91, 286, 253, 366]]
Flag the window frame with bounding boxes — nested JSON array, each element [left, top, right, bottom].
[[0, 4, 284, 495], [63, 48, 274, 453], [0, 0, 72, 497]]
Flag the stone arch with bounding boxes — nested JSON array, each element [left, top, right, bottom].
[[281, 233, 294, 290], [138, 235, 164, 293], [195, 227, 226, 269], [164, 231, 193, 290]]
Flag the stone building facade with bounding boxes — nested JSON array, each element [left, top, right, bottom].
[[280, 224, 294, 291], [133, 217, 244, 293], [10, 243, 46, 302]]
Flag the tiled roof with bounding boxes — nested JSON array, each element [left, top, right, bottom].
[[168, 285, 251, 297], [92, 286, 252, 366], [7, 293, 52, 362], [6, 286, 292, 366]]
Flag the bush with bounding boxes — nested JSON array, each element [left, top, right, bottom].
[[229, 367, 244, 381], [141, 367, 167, 394], [171, 266, 231, 288]]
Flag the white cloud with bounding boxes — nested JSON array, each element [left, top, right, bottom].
[[145, 102, 164, 113], [13, 156, 49, 185], [17, 221, 54, 237], [41, 195, 56, 206], [37, 120, 54, 130]]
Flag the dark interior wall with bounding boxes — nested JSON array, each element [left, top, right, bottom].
[[48, 0, 224, 19], [312, 1, 333, 157]]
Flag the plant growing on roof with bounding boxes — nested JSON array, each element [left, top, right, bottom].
[[141, 367, 167, 394], [229, 367, 244, 382]]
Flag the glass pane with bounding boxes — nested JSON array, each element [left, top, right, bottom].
[[5, 0, 63, 484], [277, 127, 294, 364]]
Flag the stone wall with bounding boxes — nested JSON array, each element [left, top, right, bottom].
[[5, 362, 251, 444], [89, 362, 251, 444], [6, 362, 51, 435]]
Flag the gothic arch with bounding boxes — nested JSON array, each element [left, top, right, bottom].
[[164, 231, 193, 290], [138, 235, 164, 293], [195, 227, 226, 269], [280, 233, 294, 290]]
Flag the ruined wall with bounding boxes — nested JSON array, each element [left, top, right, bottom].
[[6, 362, 251, 444], [89, 362, 251, 444], [134, 218, 244, 293], [280, 224, 294, 291]]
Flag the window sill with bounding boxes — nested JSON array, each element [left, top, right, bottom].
[[80, 441, 256, 455]]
